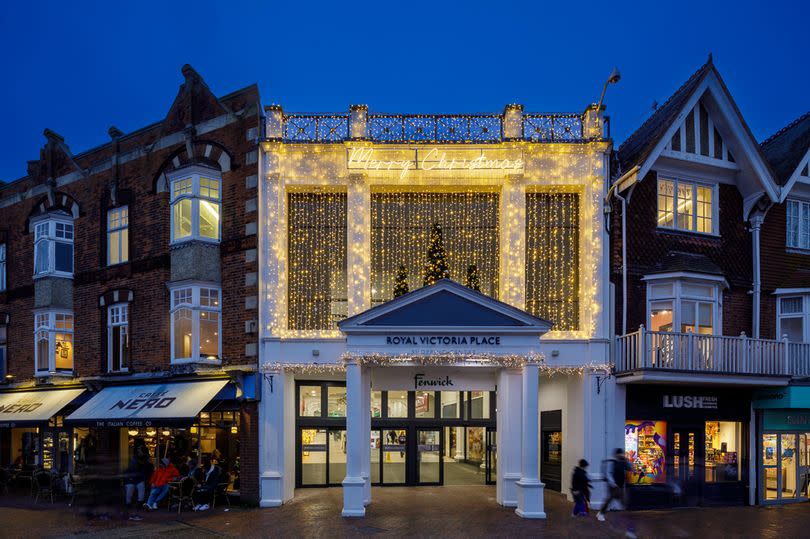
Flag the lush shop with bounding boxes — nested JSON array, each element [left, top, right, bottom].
[[624, 385, 751, 508], [753, 386, 810, 505]]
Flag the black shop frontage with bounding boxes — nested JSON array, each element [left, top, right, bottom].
[[624, 385, 751, 508]]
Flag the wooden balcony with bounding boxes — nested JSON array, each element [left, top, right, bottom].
[[614, 326, 810, 384]]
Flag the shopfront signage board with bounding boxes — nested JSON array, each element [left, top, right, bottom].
[[0, 388, 85, 427]]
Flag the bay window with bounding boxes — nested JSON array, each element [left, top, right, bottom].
[[777, 294, 810, 342], [107, 206, 129, 265], [170, 284, 221, 363], [34, 311, 74, 375], [646, 277, 722, 334], [657, 178, 716, 234], [169, 166, 221, 244], [32, 216, 74, 277], [107, 304, 129, 372], [786, 199, 810, 250]]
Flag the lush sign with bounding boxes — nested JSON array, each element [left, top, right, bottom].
[[662, 395, 718, 410]]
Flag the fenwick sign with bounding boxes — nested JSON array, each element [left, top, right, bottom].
[[347, 147, 524, 179]]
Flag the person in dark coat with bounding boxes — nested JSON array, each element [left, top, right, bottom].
[[192, 456, 222, 511], [571, 459, 591, 516]]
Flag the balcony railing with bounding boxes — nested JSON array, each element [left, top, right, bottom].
[[615, 326, 810, 377], [274, 112, 589, 144]]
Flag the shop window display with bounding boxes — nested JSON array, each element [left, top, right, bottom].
[[327, 386, 347, 417], [705, 421, 741, 482], [387, 391, 408, 418], [371, 391, 382, 418], [415, 391, 435, 418], [625, 420, 667, 484]]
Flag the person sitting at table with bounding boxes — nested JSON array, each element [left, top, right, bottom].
[[192, 456, 221, 511], [123, 456, 146, 520], [144, 458, 180, 510]]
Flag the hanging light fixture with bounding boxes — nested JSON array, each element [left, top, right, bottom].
[[128, 429, 139, 437]]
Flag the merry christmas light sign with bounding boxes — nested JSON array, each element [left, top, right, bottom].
[[347, 147, 524, 178]]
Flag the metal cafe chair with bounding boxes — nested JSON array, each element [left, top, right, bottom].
[[33, 470, 55, 504], [212, 473, 231, 509], [168, 477, 196, 515]]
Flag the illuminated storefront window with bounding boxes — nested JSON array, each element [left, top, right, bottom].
[[705, 421, 741, 482], [625, 420, 667, 484]]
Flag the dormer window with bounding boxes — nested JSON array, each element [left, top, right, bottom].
[[169, 166, 221, 244], [657, 178, 716, 235], [32, 215, 74, 278]]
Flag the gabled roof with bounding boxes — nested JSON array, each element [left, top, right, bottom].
[[761, 111, 810, 191], [338, 279, 552, 334], [615, 56, 779, 206]]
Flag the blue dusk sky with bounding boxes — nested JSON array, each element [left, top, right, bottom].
[[0, 0, 807, 182]]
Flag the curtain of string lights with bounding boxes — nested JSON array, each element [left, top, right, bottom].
[[370, 192, 500, 305], [525, 192, 580, 331], [287, 192, 347, 330]]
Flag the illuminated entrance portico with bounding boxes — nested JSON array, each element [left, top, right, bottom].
[[337, 279, 552, 517]]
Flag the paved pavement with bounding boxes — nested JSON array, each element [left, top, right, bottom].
[[1, 486, 809, 538]]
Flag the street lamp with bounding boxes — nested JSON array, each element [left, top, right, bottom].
[[596, 67, 621, 111]]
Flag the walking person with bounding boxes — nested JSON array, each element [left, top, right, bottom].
[[571, 459, 591, 516], [597, 448, 636, 538]]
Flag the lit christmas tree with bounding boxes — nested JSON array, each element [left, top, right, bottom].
[[393, 264, 409, 297], [466, 264, 481, 291], [423, 223, 450, 286]]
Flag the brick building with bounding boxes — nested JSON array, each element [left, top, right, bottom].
[[0, 65, 261, 504], [609, 57, 791, 508]]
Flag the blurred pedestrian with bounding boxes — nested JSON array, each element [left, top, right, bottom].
[[597, 448, 636, 538], [571, 459, 591, 516]]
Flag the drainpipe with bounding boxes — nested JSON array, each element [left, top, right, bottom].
[[750, 214, 763, 339], [605, 166, 639, 336]]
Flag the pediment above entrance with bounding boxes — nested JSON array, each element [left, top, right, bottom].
[[338, 279, 552, 335]]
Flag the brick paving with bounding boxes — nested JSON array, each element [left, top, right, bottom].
[[1, 486, 809, 538]]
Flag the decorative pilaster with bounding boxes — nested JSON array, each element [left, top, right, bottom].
[[503, 104, 524, 141], [265, 105, 284, 139], [362, 374, 372, 506], [342, 359, 366, 517], [516, 360, 545, 519], [259, 366, 291, 507], [500, 174, 526, 309], [349, 105, 369, 140], [496, 368, 523, 507], [347, 173, 371, 316]]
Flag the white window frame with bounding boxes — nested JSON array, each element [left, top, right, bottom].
[[776, 292, 810, 342], [33, 310, 74, 376], [107, 206, 129, 265], [168, 165, 222, 245], [169, 283, 221, 364], [0, 243, 6, 291], [644, 273, 724, 335], [657, 177, 719, 235], [31, 214, 74, 278], [786, 199, 810, 251], [107, 303, 129, 372]]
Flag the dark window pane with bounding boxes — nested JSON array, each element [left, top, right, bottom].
[[54, 242, 73, 273]]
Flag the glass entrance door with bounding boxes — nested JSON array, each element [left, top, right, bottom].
[[672, 429, 700, 504], [485, 428, 497, 484], [800, 433, 810, 499], [417, 429, 442, 485], [762, 432, 802, 503], [381, 428, 407, 485]]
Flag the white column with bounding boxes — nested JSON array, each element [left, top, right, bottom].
[[516, 361, 545, 518], [342, 359, 366, 517], [259, 365, 293, 507], [347, 173, 371, 317], [454, 427, 465, 460], [362, 373, 372, 506], [496, 368, 523, 507]]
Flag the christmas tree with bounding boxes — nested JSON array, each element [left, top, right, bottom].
[[393, 264, 409, 297], [423, 223, 450, 286], [466, 264, 481, 291]]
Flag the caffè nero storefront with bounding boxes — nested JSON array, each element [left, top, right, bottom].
[[259, 280, 608, 518]]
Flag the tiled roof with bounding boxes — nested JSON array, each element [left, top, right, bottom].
[[761, 111, 810, 186], [616, 59, 712, 172], [648, 251, 724, 276]]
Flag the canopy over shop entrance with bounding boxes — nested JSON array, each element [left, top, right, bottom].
[[0, 388, 85, 427], [66, 379, 228, 427]]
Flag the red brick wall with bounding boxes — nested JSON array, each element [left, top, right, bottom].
[[0, 88, 259, 380], [238, 402, 259, 505], [611, 170, 753, 336]]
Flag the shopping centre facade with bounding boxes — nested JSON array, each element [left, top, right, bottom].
[[256, 104, 619, 516]]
